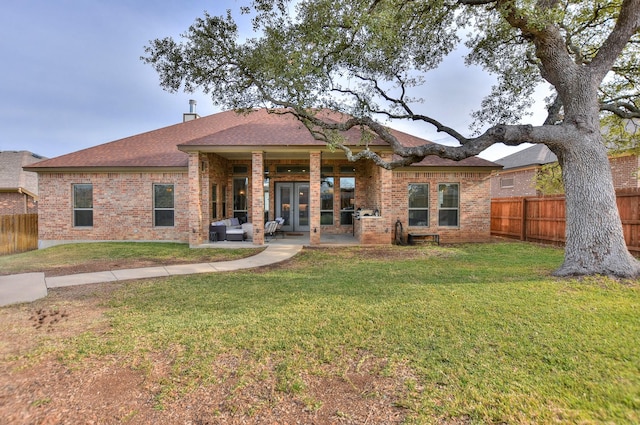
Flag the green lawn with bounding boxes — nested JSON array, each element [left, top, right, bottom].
[[0, 242, 262, 275], [16, 243, 640, 423]]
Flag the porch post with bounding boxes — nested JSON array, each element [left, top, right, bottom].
[[380, 153, 394, 244], [310, 151, 321, 245], [188, 152, 204, 247], [251, 151, 265, 245]]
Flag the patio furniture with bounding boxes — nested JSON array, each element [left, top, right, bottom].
[[226, 228, 246, 241], [274, 217, 285, 239], [407, 232, 440, 245], [209, 217, 245, 241], [264, 220, 278, 242]]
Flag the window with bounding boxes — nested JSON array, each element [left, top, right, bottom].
[[438, 183, 459, 227], [340, 177, 355, 225], [233, 165, 248, 174], [500, 177, 514, 188], [276, 165, 309, 174], [264, 177, 270, 222], [222, 185, 227, 217], [340, 166, 356, 174], [233, 177, 248, 219], [408, 184, 429, 226], [321, 177, 334, 225], [212, 184, 218, 220], [73, 184, 93, 227], [154, 184, 175, 227]]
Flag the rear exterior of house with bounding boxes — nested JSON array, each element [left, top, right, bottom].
[[26, 108, 499, 248]]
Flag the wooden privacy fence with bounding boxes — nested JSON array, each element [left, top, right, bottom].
[[0, 214, 38, 255], [491, 188, 640, 254]]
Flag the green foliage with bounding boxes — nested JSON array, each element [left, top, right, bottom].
[[602, 115, 640, 154], [142, 1, 639, 130], [142, 0, 460, 117], [535, 162, 565, 195]]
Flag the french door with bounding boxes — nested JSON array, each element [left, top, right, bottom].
[[275, 182, 310, 232]]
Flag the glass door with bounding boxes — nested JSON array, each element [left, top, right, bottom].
[[276, 182, 310, 232], [295, 183, 310, 231], [276, 183, 292, 232]]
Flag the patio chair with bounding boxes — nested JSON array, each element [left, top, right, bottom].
[[264, 220, 278, 241], [275, 217, 285, 239]]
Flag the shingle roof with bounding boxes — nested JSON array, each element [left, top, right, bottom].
[[0, 151, 46, 195], [496, 144, 557, 169], [26, 108, 498, 170]]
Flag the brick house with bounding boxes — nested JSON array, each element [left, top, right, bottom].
[[25, 108, 500, 248], [490, 144, 558, 198], [490, 144, 639, 198], [0, 150, 46, 215], [609, 153, 640, 189]]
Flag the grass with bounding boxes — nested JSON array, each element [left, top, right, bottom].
[[0, 242, 262, 275], [8, 242, 640, 423]]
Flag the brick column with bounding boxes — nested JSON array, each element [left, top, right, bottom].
[[200, 154, 211, 234], [309, 151, 321, 245], [251, 151, 265, 245], [379, 153, 394, 244], [188, 152, 204, 247]]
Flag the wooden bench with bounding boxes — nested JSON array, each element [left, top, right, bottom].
[[408, 233, 440, 245]]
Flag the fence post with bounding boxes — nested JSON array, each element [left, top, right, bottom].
[[520, 197, 527, 241]]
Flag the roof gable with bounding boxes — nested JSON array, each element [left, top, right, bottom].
[[496, 144, 557, 169]]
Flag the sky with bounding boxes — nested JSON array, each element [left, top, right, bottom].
[[0, 1, 545, 161]]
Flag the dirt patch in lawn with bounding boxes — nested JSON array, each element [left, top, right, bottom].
[[41, 258, 192, 277], [0, 253, 419, 424]]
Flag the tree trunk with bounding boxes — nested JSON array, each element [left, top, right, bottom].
[[553, 133, 640, 277]]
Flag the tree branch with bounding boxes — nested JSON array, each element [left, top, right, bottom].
[[600, 102, 640, 119], [457, 0, 497, 5], [544, 95, 564, 125], [590, 0, 640, 80], [266, 105, 560, 170]]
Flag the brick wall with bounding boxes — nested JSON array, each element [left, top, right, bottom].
[[610, 154, 640, 189], [491, 154, 640, 198], [391, 170, 493, 243], [35, 158, 495, 246], [490, 168, 539, 198], [355, 217, 393, 244], [0, 192, 37, 215], [38, 171, 189, 246]]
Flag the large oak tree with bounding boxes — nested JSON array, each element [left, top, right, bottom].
[[143, 0, 640, 277]]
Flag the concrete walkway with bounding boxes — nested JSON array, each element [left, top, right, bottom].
[[0, 244, 303, 307]]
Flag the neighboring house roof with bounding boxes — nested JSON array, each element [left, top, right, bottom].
[[496, 144, 557, 170], [26, 108, 498, 171], [0, 150, 46, 197]]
